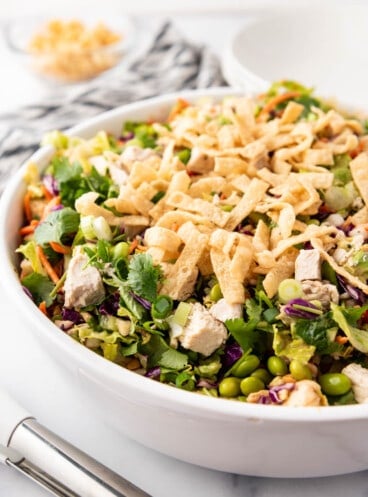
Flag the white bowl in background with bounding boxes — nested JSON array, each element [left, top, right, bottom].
[[222, 5, 368, 112], [2, 88, 368, 478]]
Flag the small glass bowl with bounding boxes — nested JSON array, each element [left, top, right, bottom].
[[3, 14, 135, 84]]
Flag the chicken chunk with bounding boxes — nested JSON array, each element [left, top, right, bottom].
[[120, 146, 157, 169], [209, 298, 242, 322], [295, 249, 321, 281], [283, 380, 328, 407], [342, 363, 368, 403], [179, 303, 227, 357], [64, 248, 105, 308], [186, 147, 214, 174], [301, 279, 339, 310]]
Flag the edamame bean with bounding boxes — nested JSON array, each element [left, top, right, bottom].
[[232, 355, 260, 378], [319, 373, 352, 396], [219, 377, 241, 398], [240, 377, 265, 396], [267, 356, 288, 376], [209, 283, 223, 302], [289, 360, 313, 381], [251, 368, 273, 385]]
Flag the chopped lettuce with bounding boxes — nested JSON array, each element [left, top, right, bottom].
[[273, 329, 315, 363], [16, 240, 44, 274], [331, 304, 368, 353]]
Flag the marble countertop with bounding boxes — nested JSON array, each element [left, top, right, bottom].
[[1, 7, 368, 497]]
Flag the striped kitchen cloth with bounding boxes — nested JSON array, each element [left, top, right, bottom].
[[0, 21, 226, 191]]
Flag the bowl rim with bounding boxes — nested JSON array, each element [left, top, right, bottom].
[[2, 87, 368, 423]]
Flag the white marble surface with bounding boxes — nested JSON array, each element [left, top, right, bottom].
[[1, 5, 368, 497]]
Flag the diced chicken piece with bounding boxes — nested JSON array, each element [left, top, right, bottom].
[[301, 280, 339, 310], [295, 249, 321, 281], [186, 147, 214, 174], [179, 303, 227, 357], [209, 298, 242, 322], [342, 363, 368, 403], [283, 380, 328, 407], [108, 163, 128, 186], [333, 248, 350, 265], [120, 146, 157, 168], [64, 248, 105, 308]]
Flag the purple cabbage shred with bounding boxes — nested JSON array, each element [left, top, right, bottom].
[[61, 308, 84, 324], [43, 174, 59, 195], [145, 366, 161, 379], [50, 204, 64, 212], [283, 298, 321, 319], [222, 342, 243, 368], [99, 293, 120, 316], [337, 275, 366, 305], [130, 292, 151, 310], [22, 286, 33, 300], [197, 379, 218, 389]]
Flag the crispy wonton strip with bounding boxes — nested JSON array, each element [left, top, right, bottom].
[[350, 153, 368, 206], [262, 249, 298, 298], [311, 238, 368, 295], [223, 178, 269, 230], [272, 225, 337, 259]]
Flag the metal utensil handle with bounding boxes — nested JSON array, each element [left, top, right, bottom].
[[8, 419, 151, 497]]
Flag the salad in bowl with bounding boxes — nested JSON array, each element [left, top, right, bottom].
[[17, 81, 368, 408]]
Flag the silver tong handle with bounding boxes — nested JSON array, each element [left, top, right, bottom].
[[0, 388, 151, 497]]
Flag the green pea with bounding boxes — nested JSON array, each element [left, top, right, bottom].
[[267, 356, 288, 376], [251, 368, 273, 385], [319, 373, 352, 396], [209, 283, 223, 302], [219, 377, 241, 398], [289, 360, 313, 381], [240, 377, 265, 396], [232, 355, 260, 378]]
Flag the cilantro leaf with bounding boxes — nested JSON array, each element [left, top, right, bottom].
[[127, 253, 162, 302], [34, 207, 80, 246], [50, 157, 112, 207], [294, 314, 340, 354], [225, 318, 258, 351], [22, 273, 55, 306], [140, 334, 188, 370]]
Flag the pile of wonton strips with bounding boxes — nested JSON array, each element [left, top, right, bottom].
[[79, 96, 368, 304]]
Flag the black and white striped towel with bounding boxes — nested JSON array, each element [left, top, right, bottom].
[[0, 21, 226, 191]]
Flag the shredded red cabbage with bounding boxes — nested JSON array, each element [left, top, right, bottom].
[[145, 366, 161, 379], [337, 275, 366, 304], [197, 379, 218, 388], [43, 174, 59, 195], [130, 292, 151, 310], [62, 308, 84, 324], [99, 293, 120, 316], [222, 342, 243, 368], [22, 285, 33, 300], [283, 298, 321, 319], [50, 204, 64, 212]]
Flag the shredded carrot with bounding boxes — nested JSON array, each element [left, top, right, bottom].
[[19, 219, 40, 236], [38, 301, 47, 315], [36, 245, 60, 284], [168, 98, 190, 122], [23, 191, 33, 223], [257, 91, 301, 120], [335, 336, 349, 345], [128, 238, 139, 254], [41, 195, 61, 221], [50, 241, 71, 255], [41, 184, 54, 201]]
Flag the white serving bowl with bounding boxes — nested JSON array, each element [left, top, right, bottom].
[[222, 5, 368, 112], [1, 88, 368, 478]]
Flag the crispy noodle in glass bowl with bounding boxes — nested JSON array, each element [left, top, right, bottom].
[[2, 83, 368, 477]]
